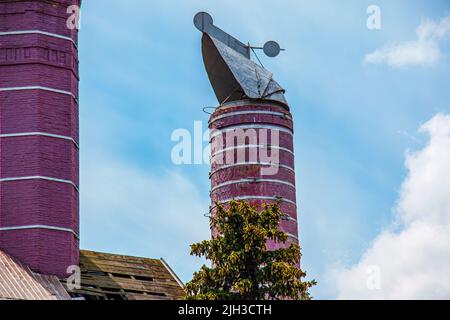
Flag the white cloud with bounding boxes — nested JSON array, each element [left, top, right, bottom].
[[365, 15, 450, 68], [364, 40, 442, 68], [331, 114, 450, 299], [417, 16, 450, 41]]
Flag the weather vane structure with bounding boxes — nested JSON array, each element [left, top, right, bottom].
[[194, 12, 288, 109]]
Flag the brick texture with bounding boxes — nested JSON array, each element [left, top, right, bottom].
[[0, 0, 80, 278], [209, 100, 300, 251]]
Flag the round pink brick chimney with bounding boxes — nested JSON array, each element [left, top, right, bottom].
[[194, 13, 300, 251], [209, 100, 299, 250], [0, 0, 81, 277]]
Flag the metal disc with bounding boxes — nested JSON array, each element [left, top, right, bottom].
[[194, 12, 213, 32], [263, 41, 281, 57]]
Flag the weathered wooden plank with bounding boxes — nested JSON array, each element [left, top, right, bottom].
[[79, 261, 163, 272], [78, 278, 183, 296], [81, 251, 161, 265], [79, 274, 181, 289], [74, 250, 184, 301], [79, 262, 175, 280]]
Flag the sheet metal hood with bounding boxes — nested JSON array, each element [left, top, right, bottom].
[[201, 33, 288, 108]]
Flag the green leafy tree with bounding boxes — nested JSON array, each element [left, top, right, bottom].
[[185, 200, 316, 300]]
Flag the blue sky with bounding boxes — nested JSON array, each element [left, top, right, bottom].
[[77, 0, 450, 299]]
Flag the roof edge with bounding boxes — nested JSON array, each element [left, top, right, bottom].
[[160, 258, 185, 289]]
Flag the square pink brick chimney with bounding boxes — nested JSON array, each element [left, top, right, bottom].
[[0, 0, 81, 278]]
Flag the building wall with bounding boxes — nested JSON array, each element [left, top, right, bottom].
[[209, 100, 300, 250], [0, 0, 81, 277]]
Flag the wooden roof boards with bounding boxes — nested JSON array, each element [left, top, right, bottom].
[[67, 250, 184, 300]]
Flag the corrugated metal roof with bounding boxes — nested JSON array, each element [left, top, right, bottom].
[[0, 250, 71, 300]]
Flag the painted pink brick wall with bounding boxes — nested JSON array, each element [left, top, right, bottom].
[[212, 182, 298, 205], [0, 64, 79, 94], [211, 166, 296, 186], [0, 34, 79, 75], [211, 131, 295, 156], [209, 100, 300, 252], [0, 90, 79, 140], [210, 105, 294, 132], [0, 180, 78, 230], [0, 229, 79, 276], [0, 0, 81, 42], [211, 148, 295, 172], [0, 0, 80, 277], [1, 136, 79, 183]]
